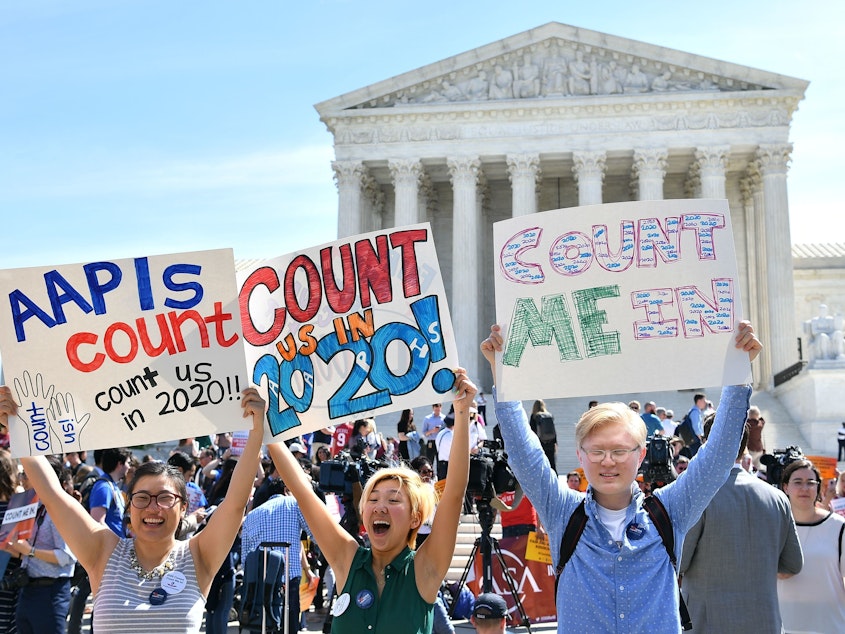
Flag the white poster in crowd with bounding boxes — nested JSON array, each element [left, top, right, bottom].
[[0, 249, 250, 457], [493, 199, 750, 401], [237, 223, 459, 442]]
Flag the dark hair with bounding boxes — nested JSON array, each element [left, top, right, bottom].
[[208, 458, 238, 505], [101, 448, 131, 474], [410, 456, 431, 472], [0, 449, 16, 500], [781, 459, 822, 501], [352, 419, 370, 436], [398, 409, 415, 433], [127, 461, 188, 501], [693, 393, 706, 405], [167, 451, 197, 475]]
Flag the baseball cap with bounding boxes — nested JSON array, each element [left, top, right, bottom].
[[288, 442, 306, 455], [472, 592, 507, 620]]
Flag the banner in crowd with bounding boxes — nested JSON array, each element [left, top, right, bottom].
[[237, 224, 459, 441], [0, 249, 249, 457], [493, 199, 749, 401], [0, 489, 40, 577], [466, 533, 557, 626]]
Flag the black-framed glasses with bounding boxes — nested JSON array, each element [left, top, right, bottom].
[[130, 492, 183, 509]]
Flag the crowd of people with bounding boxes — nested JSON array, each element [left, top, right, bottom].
[[0, 320, 842, 633]]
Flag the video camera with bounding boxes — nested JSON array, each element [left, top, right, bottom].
[[640, 434, 675, 488], [467, 439, 517, 501], [318, 437, 387, 495], [760, 445, 804, 488]]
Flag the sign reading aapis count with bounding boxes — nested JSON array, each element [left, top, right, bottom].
[[0, 249, 250, 457], [237, 223, 459, 441]]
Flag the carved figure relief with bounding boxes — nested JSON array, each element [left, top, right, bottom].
[[374, 40, 764, 108]]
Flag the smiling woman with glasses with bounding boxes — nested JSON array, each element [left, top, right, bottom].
[[0, 385, 267, 634], [777, 459, 845, 633]]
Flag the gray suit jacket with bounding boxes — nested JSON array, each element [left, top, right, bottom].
[[679, 466, 803, 633]]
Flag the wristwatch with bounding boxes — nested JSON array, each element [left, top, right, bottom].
[[28, 546, 35, 558]]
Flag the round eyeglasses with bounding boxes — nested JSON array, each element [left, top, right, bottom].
[[130, 492, 183, 509], [580, 447, 641, 463]]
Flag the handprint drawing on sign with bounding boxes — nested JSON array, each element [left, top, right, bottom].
[[12, 371, 56, 454], [47, 392, 90, 452]]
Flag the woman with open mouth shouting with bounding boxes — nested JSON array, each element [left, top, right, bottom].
[[267, 367, 476, 634]]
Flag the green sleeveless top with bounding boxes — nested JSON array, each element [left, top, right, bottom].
[[330, 546, 434, 634]]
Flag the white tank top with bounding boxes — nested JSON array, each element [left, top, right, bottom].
[[93, 538, 205, 632]]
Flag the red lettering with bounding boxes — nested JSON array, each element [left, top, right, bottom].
[[283, 255, 322, 323], [390, 229, 427, 298], [66, 332, 105, 372], [320, 244, 356, 314], [355, 235, 393, 309], [239, 267, 286, 346]]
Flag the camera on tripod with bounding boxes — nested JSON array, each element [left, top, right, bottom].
[[640, 434, 675, 488], [760, 445, 804, 488], [467, 439, 517, 501], [318, 438, 386, 495]]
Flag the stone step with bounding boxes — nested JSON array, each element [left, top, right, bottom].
[[446, 512, 502, 582]]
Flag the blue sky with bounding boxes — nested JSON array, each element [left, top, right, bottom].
[[2, 0, 842, 270]]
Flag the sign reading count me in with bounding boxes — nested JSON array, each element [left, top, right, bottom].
[[0, 249, 249, 458], [493, 199, 751, 402]]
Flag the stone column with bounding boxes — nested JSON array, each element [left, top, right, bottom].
[[632, 149, 668, 200], [506, 153, 541, 216], [572, 151, 606, 206], [448, 156, 481, 377], [741, 165, 770, 387], [756, 143, 796, 377], [695, 146, 729, 199], [388, 159, 423, 228], [332, 160, 366, 238]]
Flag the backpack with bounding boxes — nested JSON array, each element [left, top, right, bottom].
[[78, 472, 105, 512], [676, 409, 697, 446], [239, 548, 285, 633], [557, 496, 692, 631], [533, 412, 556, 444]]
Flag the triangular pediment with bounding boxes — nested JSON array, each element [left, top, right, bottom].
[[315, 22, 808, 115]]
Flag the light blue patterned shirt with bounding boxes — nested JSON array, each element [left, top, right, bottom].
[[241, 494, 311, 579], [494, 384, 750, 634]]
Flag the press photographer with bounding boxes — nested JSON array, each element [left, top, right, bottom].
[[760, 445, 804, 488]]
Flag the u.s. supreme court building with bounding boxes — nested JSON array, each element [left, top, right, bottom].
[[315, 23, 844, 457]]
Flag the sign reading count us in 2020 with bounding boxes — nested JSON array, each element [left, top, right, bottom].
[[237, 223, 459, 441], [493, 199, 751, 402], [0, 249, 250, 457]]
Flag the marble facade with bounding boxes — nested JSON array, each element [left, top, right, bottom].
[[316, 22, 809, 395]]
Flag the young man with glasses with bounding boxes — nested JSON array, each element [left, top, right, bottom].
[[480, 321, 761, 633]]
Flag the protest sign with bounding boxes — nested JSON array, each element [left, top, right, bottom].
[[493, 199, 750, 401], [0, 249, 249, 457], [237, 224, 458, 441], [466, 533, 557, 626]]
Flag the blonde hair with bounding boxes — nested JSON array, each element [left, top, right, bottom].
[[359, 467, 435, 549], [575, 402, 647, 448]]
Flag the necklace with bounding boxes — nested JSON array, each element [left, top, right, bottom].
[[129, 545, 176, 581]]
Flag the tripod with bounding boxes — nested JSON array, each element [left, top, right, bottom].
[[452, 501, 532, 632]]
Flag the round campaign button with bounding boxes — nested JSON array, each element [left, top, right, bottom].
[[149, 587, 168, 606], [331, 593, 351, 617], [355, 589, 375, 609], [161, 571, 187, 595], [626, 522, 645, 540]]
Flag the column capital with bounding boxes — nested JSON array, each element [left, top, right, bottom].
[[388, 159, 423, 186], [447, 156, 482, 185], [632, 148, 668, 176], [571, 151, 607, 183], [755, 143, 793, 176], [506, 153, 541, 184], [331, 160, 367, 188], [694, 145, 730, 172], [361, 172, 384, 214]]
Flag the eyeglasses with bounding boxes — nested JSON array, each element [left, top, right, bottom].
[[787, 479, 819, 489], [580, 447, 641, 463], [130, 492, 183, 509]]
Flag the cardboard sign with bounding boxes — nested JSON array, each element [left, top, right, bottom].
[[525, 530, 552, 565], [0, 249, 250, 457], [0, 489, 40, 545], [466, 533, 557, 625], [237, 224, 458, 441], [493, 199, 750, 401]]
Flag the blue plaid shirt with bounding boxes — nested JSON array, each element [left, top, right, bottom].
[[241, 494, 311, 579], [495, 384, 750, 634]]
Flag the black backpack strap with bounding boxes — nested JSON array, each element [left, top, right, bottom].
[[838, 522, 844, 565], [555, 499, 588, 592], [644, 495, 692, 631]]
